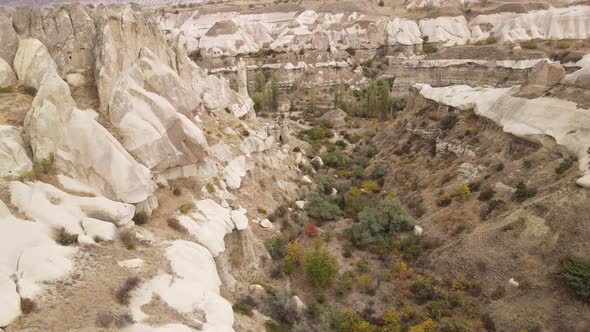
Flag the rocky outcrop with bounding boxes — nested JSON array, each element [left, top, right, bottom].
[[0, 126, 33, 177], [159, 6, 590, 58], [12, 5, 96, 78], [0, 8, 18, 64], [415, 83, 590, 184], [16, 38, 156, 203], [0, 59, 17, 88], [526, 60, 565, 86]]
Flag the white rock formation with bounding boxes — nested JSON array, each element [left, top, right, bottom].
[[415, 84, 590, 185], [178, 199, 248, 256], [0, 59, 16, 88], [0, 126, 33, 177], [130, 240, 233, 332], [15, 38, 157, 204]]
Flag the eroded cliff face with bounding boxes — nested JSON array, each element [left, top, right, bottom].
[[0, 3, 308, 331], [1, 0, 590, 331]]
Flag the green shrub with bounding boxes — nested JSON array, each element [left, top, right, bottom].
[[120, 230, 137, 250], [425, 300, 450, 320], [410, 276, 438, 303], [233, 296, 257, 316], [437, 192, 452, 207], [55, 227, 78, 246], [133, 211, 149, 225], [0, 86, 14, 94], [333, 310, 374, 332], [347, 198, 415, 249], [265, 235, 287, 260], [512, 182, 537, 202], [263, 290, 298, 325], [485, 36, 497, 44], [561, 256, 590, 302], [378, 0, 384, 6], [303, 127, 334, 141], [556, 41, 571, 49], [314, 173, 335, 194], [520, 40, 538, 49], [398, 235, 433, 260], [206, 183, 216, 193], [336, 271, 354, 297], [440, 114, 458, 130], [302, 245, 339, 290], [321, 151, 350, 169], [344, 187, 369, 217], [371, 163, 387, 179], [423, 44, 438, 54], [555, 159, 573, 174], [478, 187, 495, 201], [306, 191, 342, 221]]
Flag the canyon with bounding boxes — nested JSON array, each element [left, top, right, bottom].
[[0, 0, 589, 331]]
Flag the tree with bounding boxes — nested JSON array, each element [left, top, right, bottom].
[[379, 80, 390, 119], [270, 76, 279, 111], [255, 70, 266, 92], [302, 245, 339, 289], [251, 91, 265, 113]]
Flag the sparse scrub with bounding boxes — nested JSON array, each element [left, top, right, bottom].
[[116, 277, 141, 305], [233, 296, 257, 316], [55, 227, 78, 246], [120, 230, 138, 250], [512, 182, 537, 202], [263, 290, 299, 326], [440, 114, 458, 130], [20, 298, 37, 314], [167, 217, 187, 233], [132, 211, 148, 226], [265, 235, 287, 260], [437, 192, 452, 207], [561, 256, 590, 302], [556, 159, 573, 174], [206, 183, 216, 193], [179, 202, 195, 214], [520, 40, 538, 49]]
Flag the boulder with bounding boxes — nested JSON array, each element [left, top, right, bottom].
[[319, 109, 347, 128], [0, 276, 20, 327], [413, 225, 424, 237], [291, 296, 306, 316], [527, 60, 565, 86], [260, 219, 272, 228], [311, 156, 324, 167], [0, 59, 16, 88], [0, 126, 33, 177], [301, 176, 313, 184], [224, 156, 247, 189], [230, 208, 249, 230], [0, 8, 18, 64], [82, 218, 118, 241], [13, 39, 57, 89]]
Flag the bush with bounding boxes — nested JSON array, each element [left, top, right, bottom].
[[378, 0, 384, 6], [179, 202, 194, 214], [344, 187, 369, 216], [361, 180, 380, 193], [285, 241, 303, 265], [478, 187, 495, 201], [485, 36, 497, 44], [453, 185, 472, 200], [440, 114, 458, 130], [437, 192, 452, 207], [263, 290, 299, 325], [133, 211, 148, 226], [306, 191, 342, 221], [302, 245, 339, 290], [348, 198, 415, 249], [21, 298, 37, 314], [371, 163, 387, 179], [409, 319, 436, 332], [55, 227, 78, 246], [116, 277, 141, 305], [120, 230, 137, 250], [321, 151, 350, 169], [167, 218, 187, 233], [410, 276, 438, 303], [561, 256, 590, 302], [333, 310, 374, 332], [512, 182, 537, 202], [520, 40, 538, 49], [233, 296, 257, 316], [172, 187, 182, 196], [20, 85, 37, 97], [398, 235, 432, 260], [304, 127, 334, 141], [265, 235, 287, 260], [556, 159, 573, 174], [336, 271, 354, 297], [423, 44, 438, 54]]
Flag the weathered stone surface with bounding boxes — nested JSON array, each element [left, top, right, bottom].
[[0, 8, 18, 64], [0, 126, 33, 177], [13, 39, 57, 89], [527, 60, 565, 86]]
